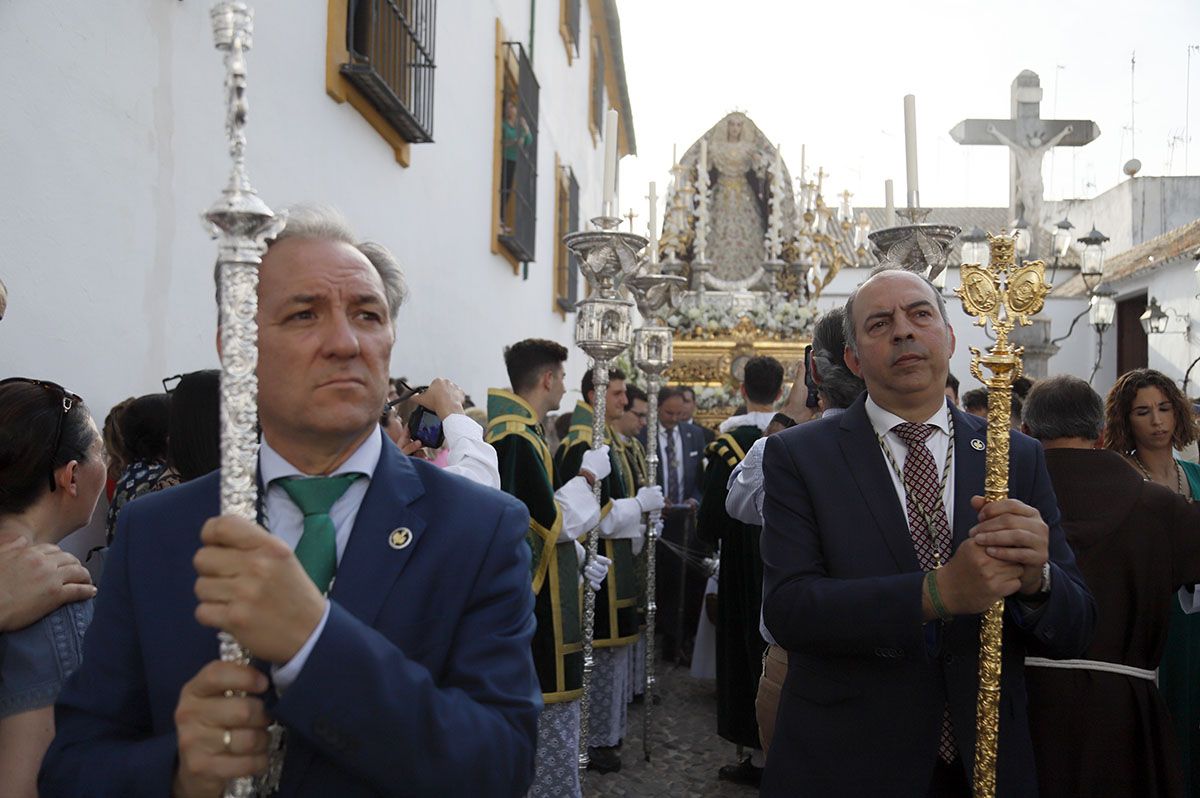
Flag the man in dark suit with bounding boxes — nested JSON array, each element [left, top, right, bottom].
[[679, 385, 716, 446], [655, 386, 708, 664], [40, 208, 540, 796], [760, 269, 1095, 797]]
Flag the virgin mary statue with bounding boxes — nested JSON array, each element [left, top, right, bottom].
[[662, 112, 797, 291]]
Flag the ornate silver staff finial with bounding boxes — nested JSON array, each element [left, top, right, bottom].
[[867, 222, 960, 284], [204, 4, 286, 797], [565, 212, 645, 772], [624, 270, 684, 761]]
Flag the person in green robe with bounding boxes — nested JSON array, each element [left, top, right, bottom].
[[613, 384, 652, 702], [554, 368, 663, 774], [487, 339, 612, 798], [697, 356, 784, 788]]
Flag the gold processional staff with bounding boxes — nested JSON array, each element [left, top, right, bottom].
[[955, 233, 1051, 798]]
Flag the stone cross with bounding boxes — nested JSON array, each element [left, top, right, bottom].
[[950, 70, 1099, 252]]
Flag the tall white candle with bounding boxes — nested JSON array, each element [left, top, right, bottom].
[[602, 109, 619, 216], [903, 94, 919, 208], [647, 181, 658, 263], [885, 179, 896, 227], [800, 143, 806, 183], [700, 139, 707, 177]]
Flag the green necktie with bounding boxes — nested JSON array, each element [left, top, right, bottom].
[[276, 474, 362, 594]]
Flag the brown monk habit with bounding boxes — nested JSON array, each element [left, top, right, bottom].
[[1028, 448, 1200, 798]]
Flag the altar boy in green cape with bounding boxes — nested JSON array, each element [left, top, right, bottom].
[[554, 368, 664, 773], [487, 339, 612, 798]]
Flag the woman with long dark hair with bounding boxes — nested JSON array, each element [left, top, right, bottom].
[[1106, 368, 1200, 796], [104, 392, 170, 542], [0, 378, 106, 796]]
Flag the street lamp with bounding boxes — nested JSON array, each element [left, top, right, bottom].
[[1089, 284, 1117, 332], [1140, 297, 1169, 335], [960, 226, 990, 268], [1140, 296, 1190, 335], [1012, 215, 1031, 259], [1052, 216, 1075, 259], [1078, 226, 1110, 292], [1088, 284, 1117, 385]]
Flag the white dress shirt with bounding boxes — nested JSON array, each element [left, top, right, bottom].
[[438, 413, 501, 489], [864, 396, 956, 529], [657, 425, 686, 503], [259, 427, 383, 691]]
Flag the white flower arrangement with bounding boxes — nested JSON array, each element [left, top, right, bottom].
[[666, 299, 815, 340], [693, 384, 742, 411]]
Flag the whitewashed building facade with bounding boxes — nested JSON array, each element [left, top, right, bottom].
[[0, 0, 636, 416]]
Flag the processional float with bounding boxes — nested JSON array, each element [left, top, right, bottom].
[[625, 197, 686, 760], [204, 3, 287, 796]]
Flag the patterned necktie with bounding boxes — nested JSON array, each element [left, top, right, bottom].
[[891, 422, 956, 764], [276, 474, 362, 594], [891, 423, 952, 568], [665, 428, 681, 504]]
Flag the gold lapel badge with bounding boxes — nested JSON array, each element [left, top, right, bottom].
[[388, 527, 413, 550], [971, 438, 985, 451]]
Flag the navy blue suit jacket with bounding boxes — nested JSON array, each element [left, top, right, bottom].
[[41, 441, 541, 797], [654, 422, 706, 505], [760, 397, 1095, 797]]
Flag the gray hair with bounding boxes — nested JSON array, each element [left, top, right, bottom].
[[810, 307, 866, 410], [213, 204, 407, 322], [1022, 375, 1103, 442], [842, 266, 950, 355]]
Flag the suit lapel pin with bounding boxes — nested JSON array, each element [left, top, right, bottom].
[[971, 438, 985, 451], [388, 527, 413, 550]]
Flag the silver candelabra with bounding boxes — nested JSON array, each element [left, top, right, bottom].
[[564, 214, 645, 771], [204, 4, 286, 796], [625, 271, 684, 761]]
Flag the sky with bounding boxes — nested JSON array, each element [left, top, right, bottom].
[[614, 0, 1200, 227]]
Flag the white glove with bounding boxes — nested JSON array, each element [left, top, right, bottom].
[[635, 485, 665, 513], [580, 445, 612, 482], [582, 552, 612, 592]]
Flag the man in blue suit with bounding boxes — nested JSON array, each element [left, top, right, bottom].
[[654, 386, 709, 664], [760, 269, 1095, 797], [40, 207, 540, 797]]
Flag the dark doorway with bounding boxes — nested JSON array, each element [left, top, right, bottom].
[[1116, 293, 1149, 376]]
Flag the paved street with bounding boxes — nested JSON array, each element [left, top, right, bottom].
[[585, 663, 759, 798]]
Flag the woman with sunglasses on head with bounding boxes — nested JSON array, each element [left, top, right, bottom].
[[1105, 368, 1200, 796], [0, 378, 106, 797]]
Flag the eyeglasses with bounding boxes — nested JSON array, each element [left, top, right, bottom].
[[0, 377, 84, 492]]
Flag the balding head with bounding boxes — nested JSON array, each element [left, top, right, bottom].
[[842, 269, 956, 420]]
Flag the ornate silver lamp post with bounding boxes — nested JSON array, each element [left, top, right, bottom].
[[204, 4, 286, 796], [625, 270, 685, 762], [564, 214, 645, 771]]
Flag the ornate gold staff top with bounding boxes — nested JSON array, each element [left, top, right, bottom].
[[955, 234, 1051, 798]]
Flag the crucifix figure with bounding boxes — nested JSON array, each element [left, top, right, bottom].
[[950, 70, 1100, 253]]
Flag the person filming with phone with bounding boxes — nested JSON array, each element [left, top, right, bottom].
[[383, 377, 500, 490]]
